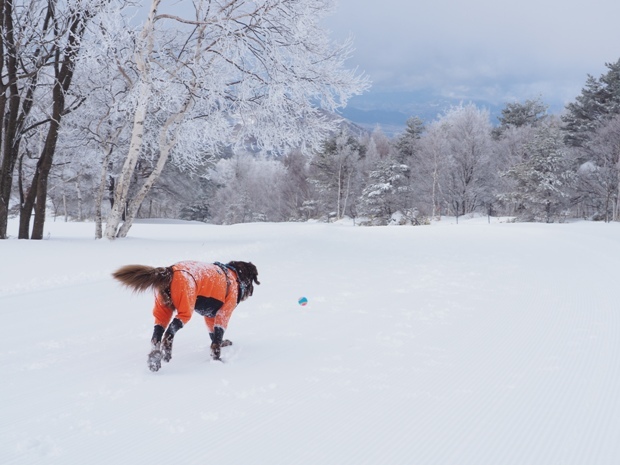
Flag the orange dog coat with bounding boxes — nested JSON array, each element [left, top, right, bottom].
[[152, 261, 239, 334]]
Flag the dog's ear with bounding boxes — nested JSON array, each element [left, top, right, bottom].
[[245, 261, 260, 285], [228, 261, 260, 285]]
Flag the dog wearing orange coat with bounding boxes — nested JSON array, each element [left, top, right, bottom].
[[112, 261, 259, 371]]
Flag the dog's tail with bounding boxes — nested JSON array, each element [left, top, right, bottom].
[[112, 265, 172, 293]]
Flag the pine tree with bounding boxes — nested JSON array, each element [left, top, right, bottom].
[[395, 116, 424, 163], [501, 125, 575, 222], [360, 160, 410, 223], [562, 59, 620, 147], [492, 97, 548, 140]]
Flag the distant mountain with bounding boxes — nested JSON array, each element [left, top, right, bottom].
[[338, 90, 508, 137]]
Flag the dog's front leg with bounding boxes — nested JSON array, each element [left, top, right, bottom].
[[209, 326, 226, 361], [148, 325, 165, 372], [161, 318, 184, 363]]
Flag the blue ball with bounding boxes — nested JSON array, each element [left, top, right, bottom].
[[298, 296, 308, 306]]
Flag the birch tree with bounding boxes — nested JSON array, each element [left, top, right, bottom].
[[101, 0, 368, 239], [417, 120, 448, 219], [77, 9, 134, 238]]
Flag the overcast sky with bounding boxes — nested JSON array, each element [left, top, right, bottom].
[[323, 0, 620, 110]]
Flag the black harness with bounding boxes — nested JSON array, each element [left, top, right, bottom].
[[214, 262, 242, 304]]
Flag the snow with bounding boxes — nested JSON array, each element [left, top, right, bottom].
[[1, 217, 619, 464]]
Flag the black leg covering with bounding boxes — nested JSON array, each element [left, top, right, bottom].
[[210, 327, 225, 360], [166, 318, 184, 336], [210, 326, 225, 345], [162, 318, 184, 363], [151, 325, 165, 345]]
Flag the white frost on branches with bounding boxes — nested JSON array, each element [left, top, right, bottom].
[[92, 0, 369, 238]]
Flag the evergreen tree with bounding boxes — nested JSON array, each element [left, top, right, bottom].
[[359, 160, 410, 224], [395, 116, 424, 163], [562, 59, 620, 147], [501, 125, 575, 223], [492, 97, 548, 139]]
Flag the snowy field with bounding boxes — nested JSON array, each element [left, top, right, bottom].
[[1, 216, 619, 465]]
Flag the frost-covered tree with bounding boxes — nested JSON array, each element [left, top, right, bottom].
[[436, 104, 495, 217], [309, 132, 365, 220], [369, 126, 391, 159], [562, 58, 620, 147], [279, 149, 313, 221], [491, 124, 538, 216], [359, 160, 410, 223], [415, 120, 448, 218], [573, 115, 620, 221], [101, 0, 369, 239], [46, 127, 100, 222], [208, 154, 287, 224], [68, 5, 136, 237], [501, 124, 575, 223], [395, 116, 424, 163], [492, 97, 548, 140], [0, 0, 115, 239]]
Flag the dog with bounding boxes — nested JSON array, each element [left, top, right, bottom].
[[112, 260, 259, 371]]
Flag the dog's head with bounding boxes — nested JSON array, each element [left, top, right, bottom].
[[227, 261, 260, 302]]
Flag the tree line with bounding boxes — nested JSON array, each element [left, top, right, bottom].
[[191, 76, 620, 226], [2, 1, 619, 238]]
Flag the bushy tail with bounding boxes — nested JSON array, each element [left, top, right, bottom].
[[112, 264, 172, 293]]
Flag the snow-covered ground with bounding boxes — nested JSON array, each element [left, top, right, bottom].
[[1, 217, 619, 464]]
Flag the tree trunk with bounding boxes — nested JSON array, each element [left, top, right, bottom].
[[29, 119, 62, 239], [75, 175, 82, 221], [116, 105, 189, 238], [616, 157, 620, 221], [15, 6, 91, 239], [31, 15, 90, 239], [104, 0, 160, 239], [0, 65, 31, 238], [0, 0, 20, 239], [116, 142, 171, 237], [19, 98, 63, 239], [62, 188, 68, 221], [103, 81, 150, 239], [95, 149, 113, 239]]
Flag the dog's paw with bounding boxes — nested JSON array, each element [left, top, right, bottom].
[[148, 349, 163, 372], [210, 343, 222, 361], [162, 337, 173, 363]]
